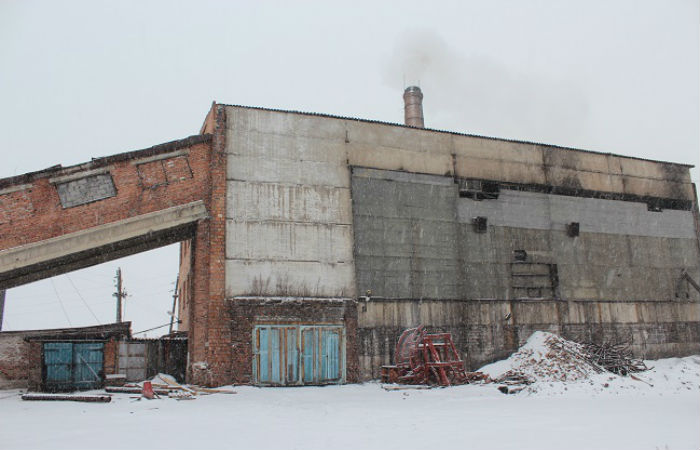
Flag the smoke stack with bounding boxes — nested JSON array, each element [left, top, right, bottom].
[[403, 86, 424, 128]]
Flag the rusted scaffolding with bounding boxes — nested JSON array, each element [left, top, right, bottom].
[[381, 325, 471, 386]]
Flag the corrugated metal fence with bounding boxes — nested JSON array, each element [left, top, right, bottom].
[[118, 339, 187, 383]]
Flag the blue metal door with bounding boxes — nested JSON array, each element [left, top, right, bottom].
[[43, 342, 104, 391], [73, 343, 104, 390], [44, 343, 73, 391], [255, 327, 294, 385], [320, 329, 341, 382], [254, 325, 344, 386]]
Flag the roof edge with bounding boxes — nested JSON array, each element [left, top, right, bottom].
[[0, 134, 213, 189], [220, 103, 695, 169]]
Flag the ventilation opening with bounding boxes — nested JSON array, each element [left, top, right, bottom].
[[458, 179, 500, 200], [473, 216, 488, 233], [567, 222, 580, 237]]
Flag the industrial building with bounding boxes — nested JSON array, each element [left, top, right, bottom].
[[1, 88, 698, 388]]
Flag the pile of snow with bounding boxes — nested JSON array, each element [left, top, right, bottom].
[[478, 331, 700, 396], [479, 331, 599, 384]]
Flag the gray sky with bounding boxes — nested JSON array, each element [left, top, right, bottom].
[[1, 0, 698, 333]]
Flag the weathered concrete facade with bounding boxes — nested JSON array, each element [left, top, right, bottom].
[[1, 101, 698, 386], [220, 105, 700, 381]]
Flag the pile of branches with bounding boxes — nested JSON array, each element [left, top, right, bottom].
[[581, 342, 648, 375]]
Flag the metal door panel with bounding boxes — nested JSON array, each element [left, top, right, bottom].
[[73, 343, 103, 389], [301, 328, 315, 383], [286, 328, 298, 382], [321, 329, 340, 381], [269, 328, 281, 384], [43, 342, 104, 391], [44, 343, 73, 391], [118, 342, 147, 381], [253, 324, 345, 386], [258, 327, 269, 382]]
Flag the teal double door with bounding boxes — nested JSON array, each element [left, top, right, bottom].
[[43, 342, 104, 391], [253, 325, 345, 386]]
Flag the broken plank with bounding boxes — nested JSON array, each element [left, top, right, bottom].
[[22, 393, 111, 403], [105, 386, 173, 395], [190, 386, 237, 394], [382, 385, 434, 391]]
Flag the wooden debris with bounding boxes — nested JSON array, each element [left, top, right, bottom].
[[382, 385, 434, 391], [105, 386, 174, 395], [190, 386, 237, 394], [581, 342, 648, 375], [22, 393, 111, 403], [498, 385, 526, 395], [630, 374, 654, 387]]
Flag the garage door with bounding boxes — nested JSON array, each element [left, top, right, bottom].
[[43, 342, 104, 391], [253, 325, 345, 386]]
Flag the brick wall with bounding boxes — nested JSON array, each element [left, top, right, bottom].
[[187, 104, 229, 386], [0, 135, 212, 250], [0, 133, 228, 386], [0, 333, 30, 389], [226, 298, 359, 384]]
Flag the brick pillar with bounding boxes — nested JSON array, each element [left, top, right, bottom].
[[188, 104, 229, 386]]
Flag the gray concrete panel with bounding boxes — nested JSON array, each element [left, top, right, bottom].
[[458, 190, 696, 239]]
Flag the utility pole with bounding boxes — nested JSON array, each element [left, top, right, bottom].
[[113, 268, 127, 323], [0, 289, 5, 331], [168, 275, 179, 335]]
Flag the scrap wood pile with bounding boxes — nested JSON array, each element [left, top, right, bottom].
[[483, 331, 651, 392], [105, 373, 236, 401], [580, 342, 648, 375]]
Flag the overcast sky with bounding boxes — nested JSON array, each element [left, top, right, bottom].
[[1, 0, 698, 334]]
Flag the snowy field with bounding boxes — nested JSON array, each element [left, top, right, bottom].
[[1, 338, 698, 450]]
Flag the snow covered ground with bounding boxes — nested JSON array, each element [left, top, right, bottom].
[[1, 336, 698, 450]]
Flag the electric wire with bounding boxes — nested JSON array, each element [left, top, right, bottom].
[[132, 322, 174, 336], [65, 274, 101, 324], [49, 278, 72, 326]]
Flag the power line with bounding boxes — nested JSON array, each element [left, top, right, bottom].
[[133, 322, 178, 336], [49, 278, 72, 327], [65, 274, 101, 324]]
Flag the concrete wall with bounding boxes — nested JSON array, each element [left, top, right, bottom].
[[223, 106, 696, 302], [352, 167, 700, 303], [224, 107, 355, 298], [223, 106, 700, 382], [357, 299, 700, 379], [351, 167, 700, 379]]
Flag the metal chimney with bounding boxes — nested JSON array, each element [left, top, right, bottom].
[[403, 86, 424, 128]]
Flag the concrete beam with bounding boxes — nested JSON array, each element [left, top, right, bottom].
[[0, 201, 208, 288]]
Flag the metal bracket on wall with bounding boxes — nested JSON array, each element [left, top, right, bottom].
[[680, 270, 700, 294]]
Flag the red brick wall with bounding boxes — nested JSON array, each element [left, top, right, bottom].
[[188, 105, 230, 386], [103, 338, 118, 377], [227, 298, 359, 384], [0, 136, 213, 249], [0, 133, 231, 386], [27, 341, 42, 391]]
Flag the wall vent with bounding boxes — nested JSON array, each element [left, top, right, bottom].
[[567, 222, 580, 237], [473, 216, 488, 233]]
